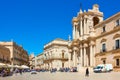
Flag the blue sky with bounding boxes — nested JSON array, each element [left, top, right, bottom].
[[0, 0, 120, 56]]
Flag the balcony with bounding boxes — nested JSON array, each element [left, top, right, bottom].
[[44, 55, 68, 63], [113, 46, 120, 50], [112, 46, 120, 53]]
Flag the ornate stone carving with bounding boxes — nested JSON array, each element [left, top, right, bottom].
[[73, 47, 79, 51], [83, 43, 88, 48], [68, 49, 72, 53], [89, 40, 95, 46]]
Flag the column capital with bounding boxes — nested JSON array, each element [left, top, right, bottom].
[[80, 17, 83, 20], [79, 44, 83, 49], [83, 43, 88, 48], [72, 39, 79, 46], [73, 22, 78, 26], [73, 47, 79, 51], [68, 49, 72, 53], [89, 40, 95, 46], [84, 15, 88, 19]]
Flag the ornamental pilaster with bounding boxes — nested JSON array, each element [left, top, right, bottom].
[[73, 47, 79, 67]]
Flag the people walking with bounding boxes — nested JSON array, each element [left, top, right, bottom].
[[19, 69, 22, 75], [14, 68, 18, 76], [85, 68, 89, 77]]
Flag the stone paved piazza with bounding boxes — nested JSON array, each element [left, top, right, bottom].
[[0, 71, 120, 80]]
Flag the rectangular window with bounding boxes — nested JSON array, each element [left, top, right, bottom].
[[116, 59, 119, 66], [102, 26, 106, 32], [103, 60, 106, 64], [116, 19, 120, 26], [102, 43, 106, 52], [115, 39, 120, 49]]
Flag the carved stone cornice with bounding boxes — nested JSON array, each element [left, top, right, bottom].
[[113, 34, 120, 39], [72, 17, 79, 23], [87, 37, 96, 41], [101, 38, 107, 43]]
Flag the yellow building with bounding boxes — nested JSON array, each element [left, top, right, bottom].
[[95, 12, 120, 71], [0, 45, 10, 65], [0, 41, 29, 66]]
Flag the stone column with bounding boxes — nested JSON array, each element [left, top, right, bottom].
[[86, 18, 88, 34], [75, 25, 77, 39], [74, 23, 79, 39], [73, 50, 76, 67], [90, 45, 93, 66], [93, 45, 95, 67], [73, 47, 78, 67], [84, 18, 86, 35], [90, 41, 95, 67], [68, 49, 72, 68], [80, 18, 83, 36], [84, 15, 88, 34], [76, 26, 79, 39], [83, 43, 88, 67], [73, 24, 75, 39], [83, 47, 86, 67], [86, 51, 89, 67], [80, 45, 83, 67]]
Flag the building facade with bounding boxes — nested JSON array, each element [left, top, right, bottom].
[[0, 45, 10, 65], [95, 12, 120, 71], [0, 41, 29, 66], [43, 38, 69, 70], [36, 53, 44, 69], [69, 4, 120, 71]]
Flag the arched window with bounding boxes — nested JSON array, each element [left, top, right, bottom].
[[100, 38, 107, 52], [93, 17, 99, 26]]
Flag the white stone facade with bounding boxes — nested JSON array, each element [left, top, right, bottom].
[[43, 38, 69, 70]]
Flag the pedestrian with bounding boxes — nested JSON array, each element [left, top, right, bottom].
[[85, 68, 89, 77], [19, 69, 22, 75], [15, 68, 18, 76]]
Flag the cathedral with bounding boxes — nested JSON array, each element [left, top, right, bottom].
[[68, 4, 120, 71]]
